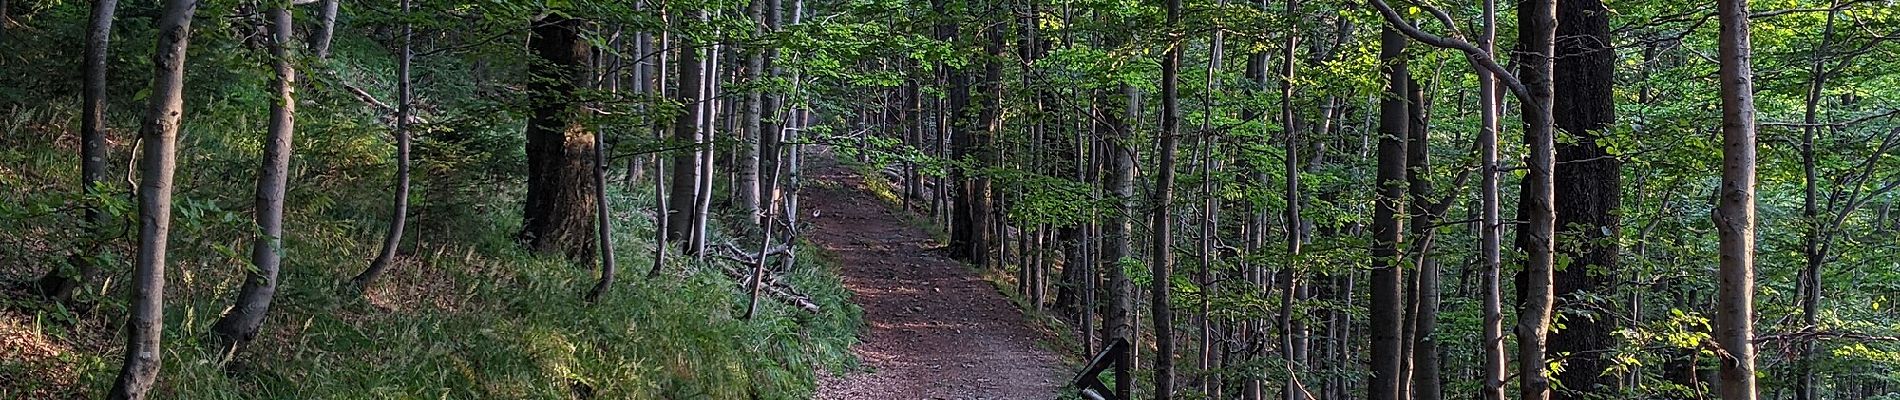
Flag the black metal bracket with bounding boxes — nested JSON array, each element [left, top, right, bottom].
[[1071, 338, 1129, 400]]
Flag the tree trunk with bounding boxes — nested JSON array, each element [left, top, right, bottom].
[[311, 0, 337, 59], [758, 0, 783, 228], [355, 0, 413, 289], [210, 1, 296, 358], [1714, 0, 1759, 397], [107, 0, 196, 396], [736, 0, 765, 226], [1369, 25, 1409, 400], [521, 16, 598, 259], [1404, 72, 1443, 400], [1151, 0, 1182, 396], [38, 0, 119, 302], [690, 37, 722, 258], [647, 26, 672, 278], [586, 22, 620, 303], [1794, 5, 1840, 399], [1516, 0, 1559, 397], [1103, 82, 1138, 400], [1280, 0, 1307, 397], [666, 10, 707, 248], [1549, 0, 1622, 394], [1478, 1, 1508, 398]]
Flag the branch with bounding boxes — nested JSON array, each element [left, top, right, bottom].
[[1363, 0, 1534, 107]]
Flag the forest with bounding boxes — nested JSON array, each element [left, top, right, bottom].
[[2, 0, 1898, 398]]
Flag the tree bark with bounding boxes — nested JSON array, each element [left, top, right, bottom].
[[521, 16, 598, 259], [1714, 0, 1759, 397], [1516, 0, 1559, 397], [586, 22, 620, 303], [1151, 0, 1182, 396], [1406, 75, 1441, 400], [210, 1, 297, 358], [1102, 82, 1138, 400], [1478, 1, 1508, 398], [1549, 0, 1622, 394], [311, 0, 337, 59], [38, 0, 119, 302], [355, 0, 413, 289], [107, 0, 197, 396], [1369, 25, 1409, 400], [666, 10, 707, 248], [1280, 1, 1307, 398], [736, 0, 765, 226]]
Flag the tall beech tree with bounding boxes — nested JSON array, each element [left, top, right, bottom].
[[666, 9, 708, 255], [1715, 0, 1760, 397], [209, 0, 298, 357], [1150, 0, 1182, 396], [108, 0, 197, 395], [1368, 24, 1408, 400], [35, 0, 118, 302], [355, 0, 415, 290]]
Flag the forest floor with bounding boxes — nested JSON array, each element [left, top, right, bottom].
[[806, 150, 1065, 400]]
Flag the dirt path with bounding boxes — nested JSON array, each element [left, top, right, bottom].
[[806, 151, 1064, 400]]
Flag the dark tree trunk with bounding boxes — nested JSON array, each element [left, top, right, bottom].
[[521, 16, 599, 259], [1549, 0, 1622, 395], [38, 0, 119, 302], [1152, 0, 1182, 395], [107, 0, 197, 396], [666, 10, 707, 247], [210, 1, 297, 357], [1369, 25, 1409, 400]]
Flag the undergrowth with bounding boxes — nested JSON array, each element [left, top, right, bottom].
[[0, 20, 860, 399]]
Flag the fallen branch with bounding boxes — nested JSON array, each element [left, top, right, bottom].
[[714, 243, 818, 314]]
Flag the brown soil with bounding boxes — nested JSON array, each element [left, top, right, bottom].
[[806, 151, 1064, 400]]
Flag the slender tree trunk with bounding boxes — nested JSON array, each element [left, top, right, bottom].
[[311, 0, 337, 59], [1517, 0, 1560, 397], [1151, 0, 1183, 396], [1198, 4, 1225, 393], [647, 24, 672, 278], [1794, 5, 1840, 399], [355, 0, 413, 289], [1103, 83, 1138, 400], [38, 0, 119, 302], [1369, 25, 1409, 400], [108, 0, 197, 396], [690, 36, 722, 258], [745, 144, 785, 319], [1406, 76, 1441, 400], [1478, 1, 1508, 398], [210, 1, 296, 357], [585, 25, 620, 302], [1280, 1, 1307, 397], [521, 16, 599, 258], [759, 0, 784, 228], [1714, 0, 1759, 397]]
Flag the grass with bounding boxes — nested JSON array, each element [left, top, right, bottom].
[[0, 28, 861, 399]]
